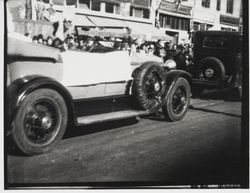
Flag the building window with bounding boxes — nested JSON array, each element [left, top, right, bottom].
[[91, 0, 101, 11], [52, 0, 65, 5], [226, 0, 234, 14], [66, 0, 76, 6], [42, 0, 50, 3], [159, 14, 189, 31], [78, 0, 91, 9], [104, 2, 119, 14], [202, 0, 210, 8], [130, 7, 150, 19], [105, 3, 114, 13], [216, 0, 221, 10]]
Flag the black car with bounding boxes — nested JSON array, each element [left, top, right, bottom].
[[190, 31, 243, 96]]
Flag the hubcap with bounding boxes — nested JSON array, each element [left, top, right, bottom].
[[24, 100, 59, 144], [205, 68, 214, 78], [154, 82, 161, 92], [41, 116, 52, 130]]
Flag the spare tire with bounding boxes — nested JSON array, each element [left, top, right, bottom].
[[198, 57, 225, 82], [132, 62, 166, 112]]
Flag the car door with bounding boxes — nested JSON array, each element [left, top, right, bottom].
[[60, 50, 132, 99]]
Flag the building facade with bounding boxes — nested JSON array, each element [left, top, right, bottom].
[[8, 0, 171, 41], [192, 0, 241, 32], [157, 0, 194, 44], [7, 0, 242, 43]]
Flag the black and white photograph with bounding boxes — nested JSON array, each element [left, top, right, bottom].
[[2, 0, 249, 190]]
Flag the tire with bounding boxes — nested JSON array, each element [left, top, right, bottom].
[[132, 62, 166, 111], [162, 77, 190, 121], [12, 88, 68, 155], [199, 57, 225, 82]]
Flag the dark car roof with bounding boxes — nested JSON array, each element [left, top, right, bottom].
[[194, 30, 242, 36]]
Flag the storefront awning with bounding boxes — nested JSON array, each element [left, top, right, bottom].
[[126, 21, 173, 41], [125, 21, 152, 40], [88, 16, 128, 28], [74, 14, 95, 27], [151, 28, 172, 41]]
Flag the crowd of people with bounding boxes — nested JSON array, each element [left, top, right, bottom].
[[29, 32, 194, 68]]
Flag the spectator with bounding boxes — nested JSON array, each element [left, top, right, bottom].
[[47, 36, 54, 46], [52, 37, 63, 49], [37, 34, 44, 44], [32, 36, 38, 44], [148, 44, 155, 55], [154, 39, 166, 60], [24, 32, 31, 38], [35, 0, 45, 21], [77, 39, 86, 50]]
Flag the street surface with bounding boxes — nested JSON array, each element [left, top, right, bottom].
[[6, 89, 243, 187]]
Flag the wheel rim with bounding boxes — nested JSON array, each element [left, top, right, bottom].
[[144, 72, 163, 100], [201, 66, 217, 81], [23, 99, 60, 145], [172, 86, 187, 114]]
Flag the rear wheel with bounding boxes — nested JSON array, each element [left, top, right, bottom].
[[12, 88, 68, 155], [132, 62, 166, 112], [198, 57, 225, 82], [162, 77, 190, 121]]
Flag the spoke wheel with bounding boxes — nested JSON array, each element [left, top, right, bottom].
[[12, 88, 68, 155], [132, 62, 166, 112], [162, 77, 190, 121]]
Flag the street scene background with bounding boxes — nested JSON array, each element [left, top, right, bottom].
[[4, 0, 248, 189]]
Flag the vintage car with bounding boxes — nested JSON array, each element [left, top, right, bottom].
[[190, 31, 243, 96], [7, 30, 192, 155]]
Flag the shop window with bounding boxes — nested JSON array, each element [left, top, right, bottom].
[[202, 0, 210, 8], [200, 23, 206, 30], [216, 0, 221, 10], [52, 0, 64, 5], [226, 0, 234, 14], [206, 24, 213, 30], [202, 36, 229, 49], [92, 0, 101, 11], [79, 0, 90, 9], [42, 0, 50, 3], [166, 16, 171, 27], [66, 0, 76, 6], [159, 14, 189, 31], [159, 15, 163, 28], [193, 22, 200, 31]]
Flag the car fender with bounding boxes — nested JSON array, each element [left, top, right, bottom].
[[7, 75, 76, 134], [162, 70, 192, 104]]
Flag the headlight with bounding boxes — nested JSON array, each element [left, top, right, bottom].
[[164, 59, 176, 70]]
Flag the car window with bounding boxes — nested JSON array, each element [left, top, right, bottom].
[[202, 36, 229, 49]]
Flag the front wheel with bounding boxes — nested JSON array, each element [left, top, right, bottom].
[[162, 77, 190, 121], [12, 88, 68, 155]]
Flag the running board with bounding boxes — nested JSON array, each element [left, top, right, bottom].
[[76, 110, 149, 126]]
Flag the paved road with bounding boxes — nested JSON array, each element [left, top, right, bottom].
[[6, 90, 244, 187]]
